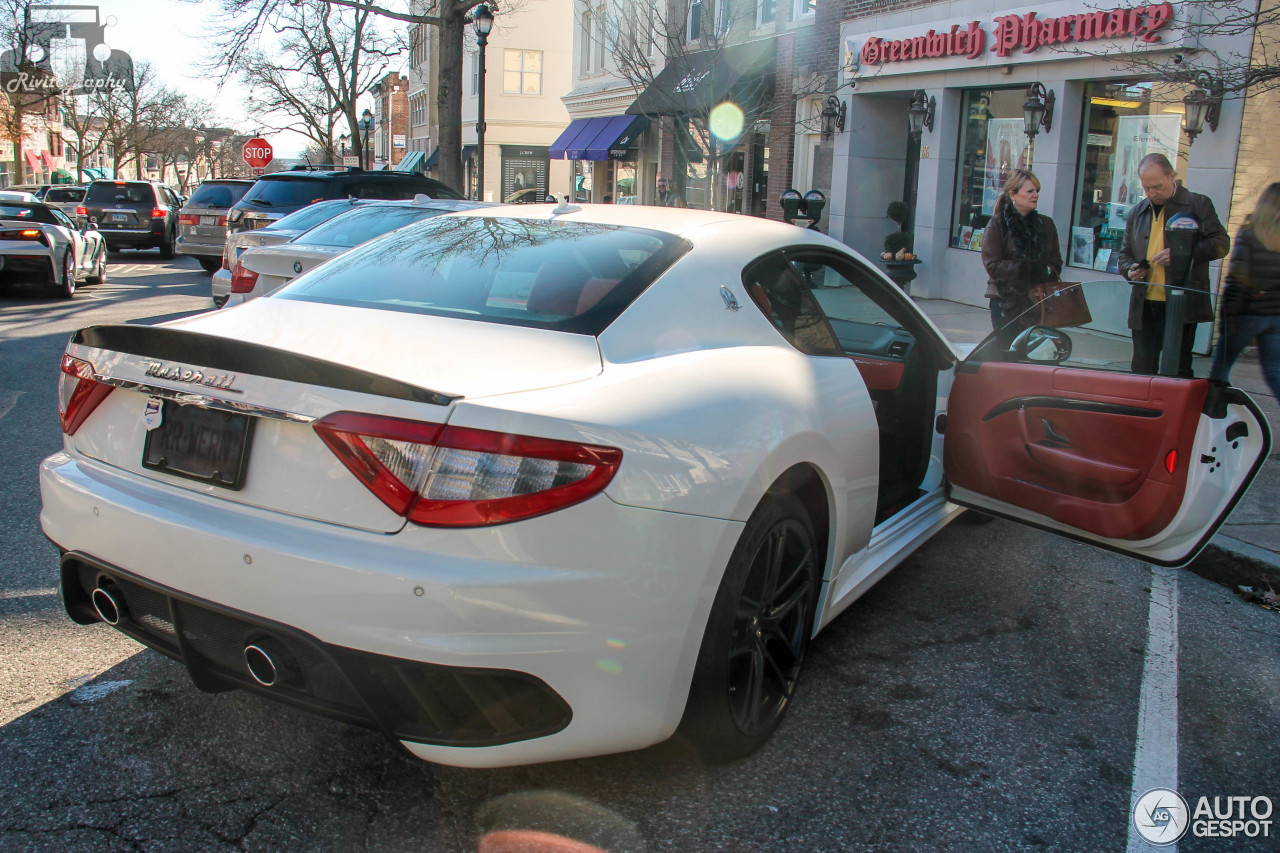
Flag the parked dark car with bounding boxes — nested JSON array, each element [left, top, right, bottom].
[[176, 179, 253, 272], [225, 166, 462, 235], [82, 180, 182, 256]]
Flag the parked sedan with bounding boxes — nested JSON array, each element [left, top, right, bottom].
[[0, 200, 106, 298], [40, 205, 1269, 769], [176, 179, 253, 272], [211, 198, 364, 307], [224, 197, 487, 307]]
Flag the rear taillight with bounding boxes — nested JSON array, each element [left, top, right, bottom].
[[312, 413, 622, 527], [229, 260, 258, 293], [0, 228, 47, 244], [178, 213, 199, 226], [227, 209, 243, 223], [75, 205, 87, 215], [215, 215, 227, 226], [151, 207, 165, 218], [58, 354, 113, 435], [221, 242, 231, 270]]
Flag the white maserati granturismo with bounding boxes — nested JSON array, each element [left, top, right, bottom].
[[40, 203, 1269, 768]]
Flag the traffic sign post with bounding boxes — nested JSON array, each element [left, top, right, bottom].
[[242, 137, 273, 171]]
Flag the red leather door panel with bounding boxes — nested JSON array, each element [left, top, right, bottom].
[[945, 363, 1207, 540]]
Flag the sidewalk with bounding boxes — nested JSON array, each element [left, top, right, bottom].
[[914, 297, 1280, 588]]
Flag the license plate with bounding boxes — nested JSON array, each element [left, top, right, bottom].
[[201, 215, 216, 225], [142, 401, 254, 490], [111, 213, 128, 222]]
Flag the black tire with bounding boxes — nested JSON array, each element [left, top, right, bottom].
[[677, 492, 819, 762], [85, 245, 107, 284], [158, 228, 175, 259], [49, 249, 75, 299], [198, 257, 222, 273]]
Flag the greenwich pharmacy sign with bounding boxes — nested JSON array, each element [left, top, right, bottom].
[[845, 0, 1185, 76]]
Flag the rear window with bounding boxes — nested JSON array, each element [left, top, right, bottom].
[[294, 205, 452, 248], [0, 203, 54, 223], [187, 182, 250, 208], [86, 182, 154, 204], [277, 217, 689, 335], [44, 187, 85, 203], [265, 200, 355, 232], [240, 177, 328, 208]]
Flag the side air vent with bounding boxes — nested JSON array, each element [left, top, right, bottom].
[[887, 340, 910, 359]]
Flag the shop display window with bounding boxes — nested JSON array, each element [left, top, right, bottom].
[[1070, 82, 1190, 272], [951, 88, 1033, 252]]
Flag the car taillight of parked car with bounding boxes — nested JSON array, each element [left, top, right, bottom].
[[229, 260, 258, 293], [0, 228, 48, 245], [75, 205, 87, 216], [58, 354, 113, 435], [227, 209, 243, 223], [178, 214, 199, 226], [312, 414, 623, 527], [151, 208, 165, 218]]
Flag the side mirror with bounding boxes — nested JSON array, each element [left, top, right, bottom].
[[1009, 326, 1072, 363]]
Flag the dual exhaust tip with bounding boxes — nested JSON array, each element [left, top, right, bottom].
[[91, 576, 297, 690]]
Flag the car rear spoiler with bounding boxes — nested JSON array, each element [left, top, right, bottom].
[[71, 324, 458, 406]]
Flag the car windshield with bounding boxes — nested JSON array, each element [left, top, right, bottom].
[[293, 205, 453, 248], [0, 203, 54, 223], [265, 200, 356, 232], [240, 177, 327, 207], [276, 216, 690, 335], [85, 182, 152, 204], [187, 182, 249, 208], [44, 188, 85, 203]]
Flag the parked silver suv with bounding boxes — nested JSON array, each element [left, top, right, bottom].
[[177, 179, 253, 272]]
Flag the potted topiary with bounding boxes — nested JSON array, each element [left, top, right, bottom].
[[879, 200, 921, 292]]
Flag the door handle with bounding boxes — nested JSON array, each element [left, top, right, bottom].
[[1041, 419, 1070, 447]]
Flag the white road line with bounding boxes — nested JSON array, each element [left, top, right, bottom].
[[1126, 565, 1181, 853]]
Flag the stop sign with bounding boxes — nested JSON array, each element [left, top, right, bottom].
[[242, 137, 273, 169]]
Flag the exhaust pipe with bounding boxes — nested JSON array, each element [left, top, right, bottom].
[[244, 638, 296, 688], [91, 580, 125, 625]]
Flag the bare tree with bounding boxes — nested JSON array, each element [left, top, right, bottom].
[[200, 0, 403, 172], [0, 0, 65, 182], [94, 61, 186, 180], [62, 93, 114, 182]]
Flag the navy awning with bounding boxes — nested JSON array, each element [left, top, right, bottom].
[[550, 115, 651, 161], [549, 118, 599, 160], [461, 144, 476, 162], [627, 39, 775, 117], [423, 147, 439, 169]]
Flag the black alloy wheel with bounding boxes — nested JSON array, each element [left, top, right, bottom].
[[678, 493, 819, 761], [50, 249, 76, 299]]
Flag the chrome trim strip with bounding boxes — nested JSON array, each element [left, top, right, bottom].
[[93, 376, 315, 424]]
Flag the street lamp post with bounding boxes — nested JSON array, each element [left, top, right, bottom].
[[472, 3, 494, 201], [338, 133, 350, 164], [357, 109, 373, 171]]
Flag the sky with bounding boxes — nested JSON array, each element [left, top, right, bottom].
[[79, 0, 397, 157]]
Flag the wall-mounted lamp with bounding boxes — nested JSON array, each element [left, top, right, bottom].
[[821, 95, 846, 138], [1182, 72, 1223, 146], [1023, 82, 1054, 140], [907, 90, 935, 140]]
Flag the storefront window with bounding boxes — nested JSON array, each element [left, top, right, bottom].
[[951, 88, 1032, 252], [1070, 82, 1190, 273]]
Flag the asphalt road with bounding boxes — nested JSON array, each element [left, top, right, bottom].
[[1, 255, 1277, 852]]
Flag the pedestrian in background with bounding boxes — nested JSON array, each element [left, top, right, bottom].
[[1210, 181, 1280, 398], [655, 176, 686, 208], [981, 168, 1062, 345], [1117, 153, 1228, 377]]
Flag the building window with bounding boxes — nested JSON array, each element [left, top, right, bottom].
[[470, 52, 479, 96], [757, 0, 775, 26], [1070, 81, 1191, 272], [504, 49, 542, 95], [595, 6, 606, 69], [581, 9, 593, 73], [687, 0, 702, 41], [951, 88, 1033, 252], [792, 0, 815, 17], [715, 0, 731, 35]]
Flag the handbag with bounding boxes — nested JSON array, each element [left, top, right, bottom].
[[1029, 281, 1092, 328]]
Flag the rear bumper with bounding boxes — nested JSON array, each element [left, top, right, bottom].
[[211, 267, 231, 306], [176, 235, 222, 259], [39, 450, 743, 767], [0, 250, 55, 280], [100, 227, 164, 248]]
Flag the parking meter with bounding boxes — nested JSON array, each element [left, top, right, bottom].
[[1158, 212, 1200, 376], [803, 191, 826, 229], [780, 189, 803, 225]]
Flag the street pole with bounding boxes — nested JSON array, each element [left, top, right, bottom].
[[472, 4, 493, 202]]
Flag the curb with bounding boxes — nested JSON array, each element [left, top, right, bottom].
[[1187, 536, 1280, 593]]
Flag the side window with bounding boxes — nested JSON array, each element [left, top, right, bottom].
[[801, 259, 910, 356], [51, 208, 74, 228], [742, 254, 843, 356]]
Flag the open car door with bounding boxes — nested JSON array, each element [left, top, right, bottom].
[[943, 281, 1271, 567]]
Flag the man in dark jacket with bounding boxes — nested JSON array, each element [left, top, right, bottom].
[[1117, 153, 1229, 376]]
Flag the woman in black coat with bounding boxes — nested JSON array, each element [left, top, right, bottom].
[[1210, 181, 1280, 398], [981, 168, 1063, 344]]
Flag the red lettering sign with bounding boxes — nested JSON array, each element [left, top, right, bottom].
[[857, 2, 1174, 66]]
